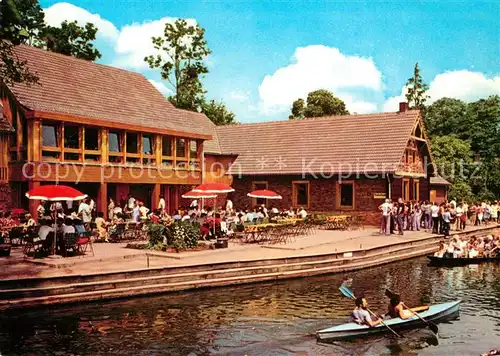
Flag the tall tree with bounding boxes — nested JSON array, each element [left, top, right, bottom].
[[144, 19, 211, 111], [40, 21, 101, 61], [0, 0, 38, 84], [201, 100, 237, 125], [405, 62, 429, 110], [290, 89, 349, 119], [424, 98, 469, 138]]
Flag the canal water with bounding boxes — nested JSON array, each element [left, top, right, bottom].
[[0, 257, 498, 355]]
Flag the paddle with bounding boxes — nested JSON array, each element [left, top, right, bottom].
[[339, 284, 403, 338], [385, 289, 439, 334]]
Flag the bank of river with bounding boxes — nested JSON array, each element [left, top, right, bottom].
[[0, 257, 498, 355]]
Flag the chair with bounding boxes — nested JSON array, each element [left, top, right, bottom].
[[62, 233, 79, 257], [8, 226, 26, 246]]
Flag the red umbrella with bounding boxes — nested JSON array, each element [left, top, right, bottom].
[[192, 183, 235, 194], [26, 185, 87, 201], [25, 185, 87, 257], [181, 190, 217, 199], [247, 189, 282, 200]]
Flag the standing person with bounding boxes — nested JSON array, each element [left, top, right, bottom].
[[379, 199, 391, 235], [225, 198, 233, 214], [389, 201, 396, 234], [138, 201, 149, 221], [413, 203, 422, 231], [108, 198, 115, 221], [492, 201, 499, 223], [477, 203, 484, 226], [455, 203, 463, 231], [396, 198, 405, 235], [89, 198, 95, 214], [127, 194, 136, 211], [442, 207, 451, 237], [78, 198, 92, 224], [431, 202, 440, 234], [462, 201, 469, 225], [158, 195, 166, 212], [132, 201, 140, 222], [37, 200, 46, 220]]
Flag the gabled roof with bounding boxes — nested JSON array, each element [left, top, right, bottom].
[[7, 45, 212, 139], [430, 176, 451, 186], [212, 110, 422, 175]]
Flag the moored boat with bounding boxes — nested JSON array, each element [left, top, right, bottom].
[[316, 300, 461, 341], [427, 255, 500, 266]]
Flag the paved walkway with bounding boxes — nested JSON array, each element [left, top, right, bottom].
[[1, 225, 497, 280]]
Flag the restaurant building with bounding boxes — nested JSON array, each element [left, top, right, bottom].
[[0, 45, 226, 219], [1, 45, 443, 225]]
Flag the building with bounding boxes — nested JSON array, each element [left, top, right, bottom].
[[0, 45, 224, 219], [1, 45, 441, 225], [204, 102, 438, 225]]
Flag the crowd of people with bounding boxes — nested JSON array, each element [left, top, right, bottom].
[[434, 234, 500, 258], [378, 199, 499, 237]]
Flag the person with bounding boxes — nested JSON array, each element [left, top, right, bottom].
[[73, 218, 86, 234], [138, 201, 149, 221], [298, 207, 307, 219], [95, 212, 108, 241], [38, 219, 54, 241], [181, 211, 191, 221], [127, 194, 136, 211], [62, 218, 75, 234], [108, 198, 115, 221], [385, 294, 413, 320], [396, 198, 405, 235], [431, 202, 440, 234], [422, 200, 432, 231], [78, 199, 92, 224], [132, 202, 140, 222], [158, 196, 166, 212], [225, 198, 233, 214], [442, 207, 451, 237], [455, 203, 463, 231], [413, 202, 422, 231], [491, 201, 498, 224], [190, 199, 198, 209], [172, 211, 182, 221], [37, 201, 46, 219], [351, 297, 383, 327], [24, 213, 36, 228], [378, 199, 391, 235]]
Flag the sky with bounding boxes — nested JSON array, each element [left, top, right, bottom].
[[39, 0, 500, 123]]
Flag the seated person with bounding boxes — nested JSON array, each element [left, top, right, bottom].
[[298, 207, 308, 219], [150, 210, 160, 224], [385, 294, 413, 320], [172, 211, 182, 221], [181, 211, 191, 222], [73, 219, 86, 234], [62, 218, 76, 234], [95, 212, 108, 241], [23, 213, 36, 228], [351, 297, 383, 327]]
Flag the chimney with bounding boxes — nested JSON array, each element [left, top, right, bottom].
[[399, 102, 409, 113]]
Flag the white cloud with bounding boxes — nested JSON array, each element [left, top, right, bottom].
[[44, 2, 119, 41], [227, 90, 250, 102], [336, 93, 378, 114], [384, 71, 500, 111], [148, 79, 172, 96], [258, 45, 383, 115], [426, 70, 500, 103], [113, 17, 198, 70]]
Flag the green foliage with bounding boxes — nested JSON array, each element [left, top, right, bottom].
[[147, 223, 166, 247], [447, 180, 474, 202], [405, 62, 429, 110], [144, 19, 211, 111], [290, 89, 349, 119], [40, 21, 101, 61], [201, 99, 237, 125], [424, 98, 469, 137], [165, 221, 200, 250], [0, 0, 39, 84], [430, 136, 474, 179], [10, 0, 45, 45]]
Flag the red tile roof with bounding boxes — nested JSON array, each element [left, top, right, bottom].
[[212, 111, 421, 175], [430, 176, 451, 186], [7, 45, 213, 139]]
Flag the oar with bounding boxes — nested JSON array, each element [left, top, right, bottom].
[[339, 284, 403, 338], [385, 289, 439, 334]]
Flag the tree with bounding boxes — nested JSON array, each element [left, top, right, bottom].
[[11, 0, 45, 45], [289, 89, 349, 119], [405, 62, 429, 110], [144, 19, 211, 111], [201, 100, 237, 125], [0, 0, 39, 84], [40, 21, 101, 61], [424, 98, 469, 138]]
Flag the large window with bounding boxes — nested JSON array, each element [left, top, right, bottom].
[[338, 181, 354, 209], [142, 134, 155, 165], [411, 180, 420, 201], [64, 126, 79, 149], [126, 133, 138, 154], [402, 178, 410, 201], [252, 181, 268, 206], [189, 140, 200, 170], [176, 138, 186, 158], [161, 136, 173, 168], [42, 124, 58, 147], [292, 181, 310, 207], [108, 131, 123, 163]]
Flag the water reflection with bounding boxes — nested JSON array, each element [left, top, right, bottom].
[[0, 258, 498, 355]]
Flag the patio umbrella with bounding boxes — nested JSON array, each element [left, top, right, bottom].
[[192, 183, 235, 236], [247, 189, 282, 200], [25, 185, 87, 257]]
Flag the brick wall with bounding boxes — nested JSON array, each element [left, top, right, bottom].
[[230, 175, 389, 225]]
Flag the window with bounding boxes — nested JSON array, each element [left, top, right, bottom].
[[412, 151, 416, 164], [292, 181, 310, 207], [411, 180, 420, 201], [64, 126, 80, 149], [42, 124, 58, 147], [339, 182, 354, 209], [84, 127, 100, 151], [402, 178, 410, 201], [109, 131, 122, 153], [162, 136, 172, 156], [176, 138, 186, 158], [126, 133, 138, 153], [142, 135, 153, 155], [189, 140, 198, 159], [252, 181, 268, 206]]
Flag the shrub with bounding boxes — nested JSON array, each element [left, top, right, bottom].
[[166, 221, 200, 251], [147, 223, 165, 247]]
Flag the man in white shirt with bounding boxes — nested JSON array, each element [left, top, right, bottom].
[[225, 199, 233, 213], [431, 202, 440, 234], [158, 196, 166, 211], [128, 195, 136, 210], [37, 219, 54, 241], [379, 199, 391, 235], [89, 199, 95, 212], [298, 207, 307, 219], [78, 199, 92, 223]]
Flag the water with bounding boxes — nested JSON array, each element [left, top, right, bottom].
[[0, 257, 499, 355]]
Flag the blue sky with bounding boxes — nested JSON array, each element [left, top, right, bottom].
[[40, 0, 499, 122]]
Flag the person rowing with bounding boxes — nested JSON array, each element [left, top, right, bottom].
[[385, 294, 413, 320], [351, 296, 384, 327]]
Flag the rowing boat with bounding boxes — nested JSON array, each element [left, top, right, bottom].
[[428, 255, 500, 266], [316, 300, 461, 341]]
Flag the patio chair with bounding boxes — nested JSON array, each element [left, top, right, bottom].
[[62, 233, 79, 257], [8, 226, 26, 246]]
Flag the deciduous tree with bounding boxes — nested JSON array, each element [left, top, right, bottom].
[[145, 19, 211, 111], [201, 100, 237, 126], [289, 89, 349, 119]]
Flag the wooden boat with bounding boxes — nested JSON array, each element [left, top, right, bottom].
[[428, 255, 500, 266], [316, 300, 461, 341]]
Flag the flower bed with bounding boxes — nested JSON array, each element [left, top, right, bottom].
[[139, 221, 203, 252]]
